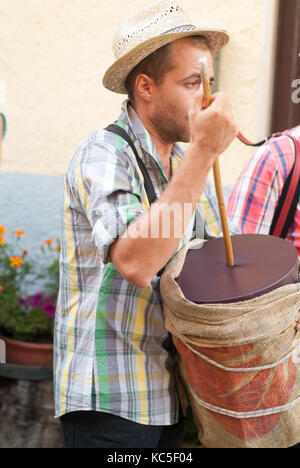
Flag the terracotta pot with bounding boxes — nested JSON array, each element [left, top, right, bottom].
[[0, 335, 53, 367]]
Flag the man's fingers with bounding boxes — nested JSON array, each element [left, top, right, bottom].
[[192, 85, 205, 111]]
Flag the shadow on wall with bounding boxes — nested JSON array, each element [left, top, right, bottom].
[[0, 173, 64, 291]]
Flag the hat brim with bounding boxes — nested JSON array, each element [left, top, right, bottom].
[[103, 29, 229, 94]]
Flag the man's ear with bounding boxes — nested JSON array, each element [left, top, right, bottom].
[[135, 74, 154, 102]]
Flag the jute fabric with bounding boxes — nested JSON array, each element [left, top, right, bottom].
[[160, 240, 300, 448]]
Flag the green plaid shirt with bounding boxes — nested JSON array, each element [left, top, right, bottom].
[[54, 101, 221, 424]]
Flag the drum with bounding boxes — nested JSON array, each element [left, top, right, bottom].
[[176, 234, 299, 304], [160, 234, 300, 448]]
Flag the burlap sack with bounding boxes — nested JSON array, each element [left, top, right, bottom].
[[160, 240, 300, 448]]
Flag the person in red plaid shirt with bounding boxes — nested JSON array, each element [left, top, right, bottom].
[[227, 126, 300, 255]]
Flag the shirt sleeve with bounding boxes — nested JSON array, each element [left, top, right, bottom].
[[227, 137, 295, 235], [73, 140, 144, 264], [194, 179, 223, 240], [0, 110, 6, 139]]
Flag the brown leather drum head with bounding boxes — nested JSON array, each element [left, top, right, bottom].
[[175, 235, 299, 304]]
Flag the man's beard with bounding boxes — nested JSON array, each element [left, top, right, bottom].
[[149, 104, 191, 144]]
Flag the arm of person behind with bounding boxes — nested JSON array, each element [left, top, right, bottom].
[[227, 136, 295, 236], [110, 91, 239, 288]]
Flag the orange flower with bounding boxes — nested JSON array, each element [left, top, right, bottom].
[[9, 257, 24, 269], [53, 246, 61, 252], [40, 244, 45, 250], [0, 286, 3, 293], [14, 230, 25, 237], [0, 237, 5, 246], [22, 249, 28, 257], [45, 239, 53, 245], [0, 226, 6, 236]]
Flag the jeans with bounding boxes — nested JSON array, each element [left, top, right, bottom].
[[60, 411, 185, 449]]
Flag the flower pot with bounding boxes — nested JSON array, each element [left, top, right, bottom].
[[0, 335, 53, 367]]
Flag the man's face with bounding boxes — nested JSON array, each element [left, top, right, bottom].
[[148, 38, 214, 144]]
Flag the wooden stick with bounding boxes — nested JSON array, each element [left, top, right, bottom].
[[199, 58, 234, 267]]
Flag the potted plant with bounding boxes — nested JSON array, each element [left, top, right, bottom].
[[0, 225, 59, 367]]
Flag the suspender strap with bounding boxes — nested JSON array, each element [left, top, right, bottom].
[[105, 124, 157, 205], [105, 124, 165, 277], [269, 135, 300, 239]]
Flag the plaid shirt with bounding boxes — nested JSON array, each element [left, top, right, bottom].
[[54, 100, 221, 424], [0, 110, 6, 139], [228, 126, 300, 255]]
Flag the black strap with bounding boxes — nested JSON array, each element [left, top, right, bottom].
[[238, 134, 268, 147], [238, 131, 283, 148], [105, 124, 165, 278], [105, 124, 157, 205], [269, 136, 300, 238]]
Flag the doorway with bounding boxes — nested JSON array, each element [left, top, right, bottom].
[[271, 0, 300, 133]]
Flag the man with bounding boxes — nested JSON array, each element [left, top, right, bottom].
[[54, 0, 238, 448], [228, 126, 300, 254]]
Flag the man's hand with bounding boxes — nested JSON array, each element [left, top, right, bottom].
[[110, 91, 239, 288], [188, 91, 239, 166]]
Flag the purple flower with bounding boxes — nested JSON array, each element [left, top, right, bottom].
[[43, 302, 56, 318], [26, 292, 44, 308]]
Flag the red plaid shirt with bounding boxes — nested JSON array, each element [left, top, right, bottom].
[[228, 126, 300, 255]]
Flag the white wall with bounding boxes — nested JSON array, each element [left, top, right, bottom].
[[0, 0, 278, 186]]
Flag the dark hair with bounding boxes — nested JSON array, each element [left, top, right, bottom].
[[125, 35, 209, 102]]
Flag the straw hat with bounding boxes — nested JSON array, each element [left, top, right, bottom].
[[103, 0, 229, 94]]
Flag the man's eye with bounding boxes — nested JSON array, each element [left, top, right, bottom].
[[186, 82, 199, 88]]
